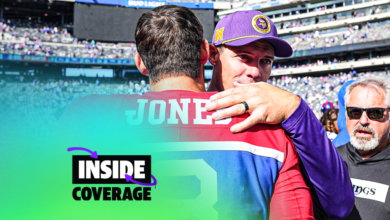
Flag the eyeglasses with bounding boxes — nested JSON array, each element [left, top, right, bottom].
[[346, 107, 390, 120]]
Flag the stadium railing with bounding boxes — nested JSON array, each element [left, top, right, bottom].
[[219, 0, 390, 16], [272, 56, 390, 75], [287, 23, 390, 51], [272, 0, 390, 22], [278, 10, 390, 35]]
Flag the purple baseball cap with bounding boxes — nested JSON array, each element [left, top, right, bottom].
[[212, 11, 293, 58]]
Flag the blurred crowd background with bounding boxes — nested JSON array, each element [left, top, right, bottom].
[[1, 0, 390, 139]]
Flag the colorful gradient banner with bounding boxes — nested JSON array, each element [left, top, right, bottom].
[[0, 101, 237, 220]]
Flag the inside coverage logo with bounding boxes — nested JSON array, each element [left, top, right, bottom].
[[68, 147, 156, 201]]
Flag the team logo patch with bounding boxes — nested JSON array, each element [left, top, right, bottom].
[[215, 27, 224, 42], [351, 178, 389, 203], [252, 15, 271, 34]]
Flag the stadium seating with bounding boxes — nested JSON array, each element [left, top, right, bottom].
[[2, 16, 390, 61], [0, 76, 150, 128], [271, 71, 388, 118], [1, 19, 138, 59], [0, 41, 137, 59], [286, 22, 390, 51]]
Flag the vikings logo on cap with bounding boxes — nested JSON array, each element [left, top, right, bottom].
[[252, 15, 271, 34]]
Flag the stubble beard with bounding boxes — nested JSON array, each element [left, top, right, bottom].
[[350, 124, 379, 151]]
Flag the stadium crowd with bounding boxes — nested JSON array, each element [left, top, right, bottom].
[[284, 22, 390, 51], [273, 54, 390, 71], [0, 75, 149, 129], [271, 71, 389, 117], [282, 5, 388, 29], [0, 19, 138, 59], [2, 16, 390, 60]]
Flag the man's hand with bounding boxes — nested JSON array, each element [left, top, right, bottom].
[[205, 82, 300, 133]]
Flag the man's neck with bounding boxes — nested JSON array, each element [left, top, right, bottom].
[[207, 79, 220, 92], [207, 68, 223, 92], [358, 136, 390, 160], [151, 75, 206, 92]]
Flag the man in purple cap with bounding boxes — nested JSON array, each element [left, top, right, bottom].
[[205, 11, 354, 218]]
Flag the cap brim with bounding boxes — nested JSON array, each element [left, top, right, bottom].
[[223, 36, 293, 58]]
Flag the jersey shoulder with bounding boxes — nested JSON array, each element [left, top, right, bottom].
[[59, 91, 290, 153]]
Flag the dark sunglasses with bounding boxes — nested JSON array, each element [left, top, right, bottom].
[[346, 107, 390, 120]]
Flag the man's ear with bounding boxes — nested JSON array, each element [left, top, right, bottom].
[[135, 53, 149, 76], [208, 44, 220, 66], [200, 39, 210, 65]]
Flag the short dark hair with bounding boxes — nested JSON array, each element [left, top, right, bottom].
[[135, 5, 204, 84]]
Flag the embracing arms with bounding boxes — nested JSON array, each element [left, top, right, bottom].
[[206, 83, 354, 218]]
